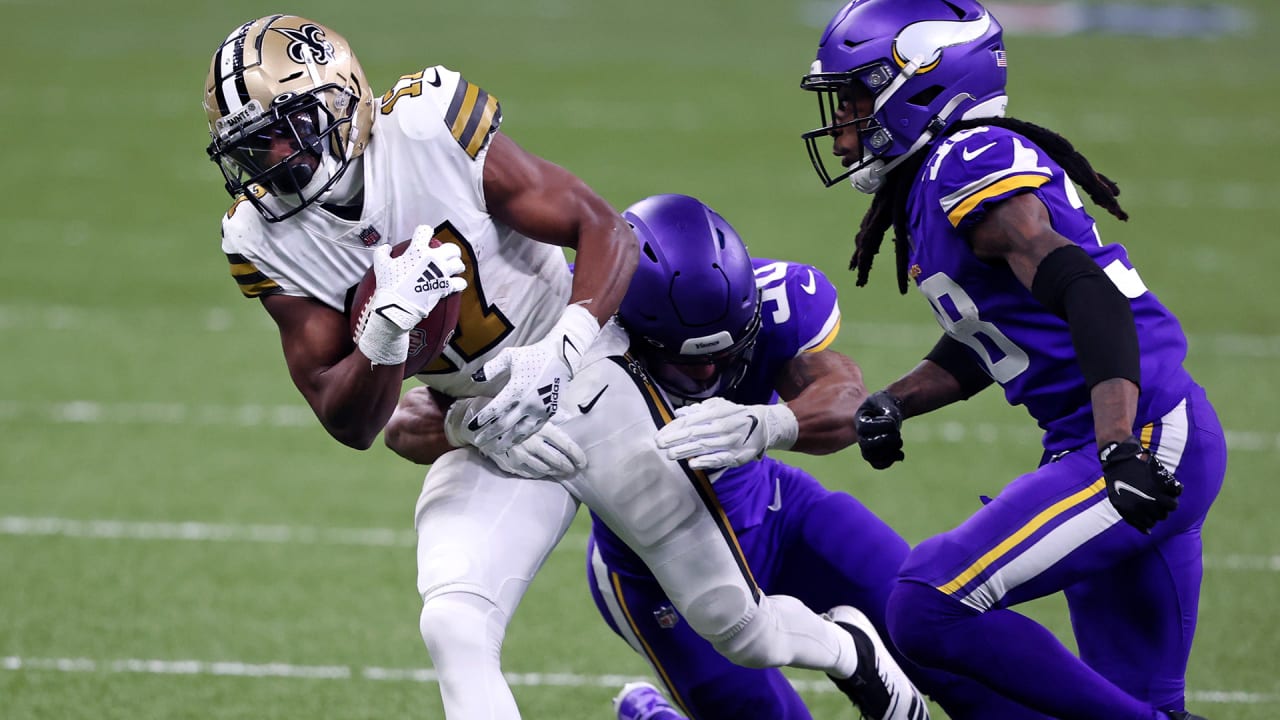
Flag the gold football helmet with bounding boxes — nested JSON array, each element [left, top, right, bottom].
[[204, 15, 374, 222]]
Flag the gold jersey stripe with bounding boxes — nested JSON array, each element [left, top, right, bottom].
[[226, 253, 281, 298], [803, 317, 842, 354], [608, 570, 694, 717], [463, 94, 500, 158], [445, 77, 501, 159], [946, 174, 1050, 228], [607, 355, 761, 601], [936, 477, 1107, 596], [1139, 420, 1156, 448]]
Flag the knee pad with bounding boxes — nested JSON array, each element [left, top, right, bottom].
[[703, 594, 796, 670], [682, 583, 754, 639], [419, 591, 507, 676]]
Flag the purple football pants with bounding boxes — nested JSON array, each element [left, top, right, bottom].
[[587, 457, 1050, 719], [888, 384, 1226, 720]]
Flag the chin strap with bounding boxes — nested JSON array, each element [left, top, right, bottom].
[[851, 91, 978, 194], [319, 155, 364, 205]]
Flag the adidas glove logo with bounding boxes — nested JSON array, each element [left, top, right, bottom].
[[414, 264, 451, 293], [538, 380, 559, 414]]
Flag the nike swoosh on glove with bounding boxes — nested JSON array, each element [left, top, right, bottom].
[[1099, 436, 1182, 533], [655, 397, 798, 472], [468, 304, 600, 452], [444, 396, 586, 478]]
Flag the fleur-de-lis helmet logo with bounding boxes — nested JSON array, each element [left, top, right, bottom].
[[273, 24, 335, 65]]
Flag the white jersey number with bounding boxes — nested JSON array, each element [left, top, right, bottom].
[[753, 261, 790, 324], [918, 272, 1030, 384]]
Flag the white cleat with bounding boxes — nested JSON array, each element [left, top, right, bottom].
[[825, 605, 930, 720]]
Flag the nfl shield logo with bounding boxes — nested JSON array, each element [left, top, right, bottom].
[[653, 604, 680, 629], [358, 226, 382, 247]]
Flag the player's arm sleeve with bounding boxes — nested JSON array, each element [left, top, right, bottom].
[[1031, 244, 1141, 389], [923, 334, 994, 399]]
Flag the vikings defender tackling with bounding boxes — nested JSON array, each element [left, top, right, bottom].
[[800, 1, 1225, 719], [595, 195, 1051, 720]]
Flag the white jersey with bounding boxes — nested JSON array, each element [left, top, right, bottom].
[[220, 65, 572, 398]]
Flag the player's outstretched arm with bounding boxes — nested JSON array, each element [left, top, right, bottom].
[[656, 350, 867, 470], [774, 349, 866, 455], [856, 356, 976, 470], [385, 386, 587, 478], [466, 133, 639, 452], [385, 387, 455, 465]]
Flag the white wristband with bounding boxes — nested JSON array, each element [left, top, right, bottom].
[[356, 310, 409, 367]]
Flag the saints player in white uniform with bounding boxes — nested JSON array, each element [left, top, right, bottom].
[[203, 15, 637, 719]]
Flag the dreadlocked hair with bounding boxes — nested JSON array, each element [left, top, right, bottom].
[[850, 116, 1129, 294]]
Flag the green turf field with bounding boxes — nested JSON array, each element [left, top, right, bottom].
[[2, 0, 1277, 717]]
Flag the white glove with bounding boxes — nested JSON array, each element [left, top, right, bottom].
[[357, 226, 467, 366], [444, 396, 586, 479], [655, 397, 799, 471], [467, 303, 600, 452]]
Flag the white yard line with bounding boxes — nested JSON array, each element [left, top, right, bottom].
[[0, 515, 589, 554], [3, 399, 1278, 455], [0, 655, 1272, 703], [0, 516, 1271, 573]]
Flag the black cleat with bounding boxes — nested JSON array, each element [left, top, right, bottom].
[[826, 606, 929, 720], [1166, 712, 1208, 720]]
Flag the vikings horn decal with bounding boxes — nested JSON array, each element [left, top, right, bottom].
[[273, 24, 336, 65], [892, 12, 992, 72]]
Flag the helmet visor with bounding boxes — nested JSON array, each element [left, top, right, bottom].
[[207, 87, 351, 220]]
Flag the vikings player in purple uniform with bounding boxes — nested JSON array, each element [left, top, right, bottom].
[[595, 194, 1052, 720], [799, 2, 1225, 719]]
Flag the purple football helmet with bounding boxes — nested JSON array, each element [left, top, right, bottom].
[[801, 0, 1008, 192], [618, 194, 761, 402]]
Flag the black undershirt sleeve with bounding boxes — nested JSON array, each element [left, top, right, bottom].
[[1030, 244, 1141, 389], [924, 334, 995, 399]]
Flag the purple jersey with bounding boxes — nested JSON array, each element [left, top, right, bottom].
[[907, 125, 1193, 452], [594, 258, 841, 573]]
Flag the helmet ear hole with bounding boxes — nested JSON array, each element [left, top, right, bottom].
[[940, 0, 967, 19], [642, 242, 658, 263], [907, 85, 944, 107]]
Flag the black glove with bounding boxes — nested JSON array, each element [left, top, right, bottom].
[[855, 391, 905, 470], [1099, 436, 1182, 533]]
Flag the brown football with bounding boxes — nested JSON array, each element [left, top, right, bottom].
[[349, 238, 461, 378]]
